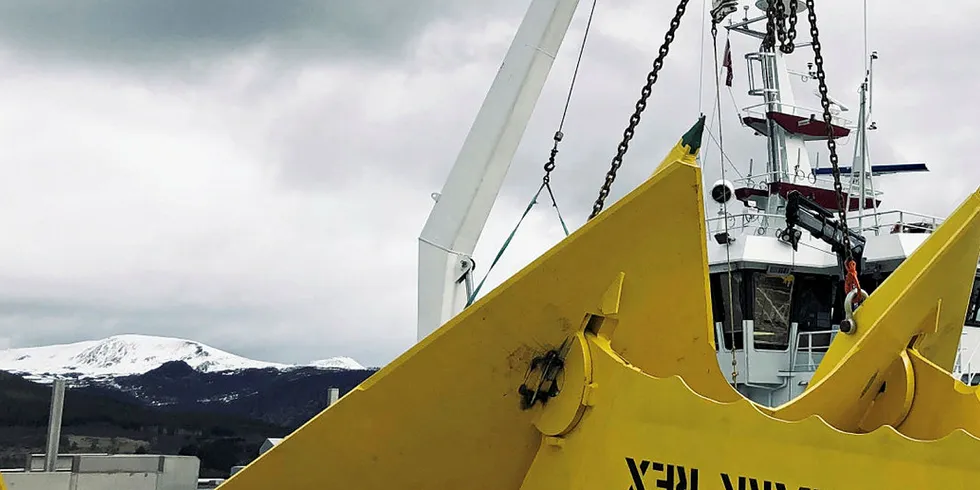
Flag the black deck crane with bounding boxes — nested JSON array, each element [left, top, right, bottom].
[[778, 190, 867, 276]]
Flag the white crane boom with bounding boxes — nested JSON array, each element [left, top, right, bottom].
[[417, 0, 582, 341]]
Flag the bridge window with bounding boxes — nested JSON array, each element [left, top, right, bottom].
[[790, 274, 834, 332], [967, 277, 980, 327], [710, 271, 746, 350], [753, 273, 792, 351], [790, 274, 835, 352]]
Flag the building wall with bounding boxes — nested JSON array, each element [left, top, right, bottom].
[[2, 455, 199, 490]]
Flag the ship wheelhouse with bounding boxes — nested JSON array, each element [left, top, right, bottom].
[[704, 202, 980, 406]]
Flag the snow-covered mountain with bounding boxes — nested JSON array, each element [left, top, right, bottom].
[[0, 334, 365, 381], [308, 357, 364, 370]]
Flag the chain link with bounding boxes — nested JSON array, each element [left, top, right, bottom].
[[805, 0, 853, 266], [588, 0, 692, 220], [764, 0, 799, 54]]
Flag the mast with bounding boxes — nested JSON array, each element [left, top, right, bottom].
[[727, 1, 857, 221], [848, 1, 879, 234], [850, 75, 870, 231], [729, 2, 820, 211], [852, 5, 880, 234], [417, 0, 581, 342]]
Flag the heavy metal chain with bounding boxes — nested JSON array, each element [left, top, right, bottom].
[[588, 0, 692, 220], [806, 0, 853, 266], [764, 0, 799, 54]]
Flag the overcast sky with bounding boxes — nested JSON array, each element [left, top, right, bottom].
[[0, 0, 975, 367]]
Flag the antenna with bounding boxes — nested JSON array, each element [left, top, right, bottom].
[[868, 50, 878, 126], [863, 0, 870, 74]]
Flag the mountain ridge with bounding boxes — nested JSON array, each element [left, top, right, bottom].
[[103, 360, 377, 427], [0, 334, 365, 382]]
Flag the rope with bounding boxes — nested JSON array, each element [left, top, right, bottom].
[[466, 182, 568, 306], [544, 183, 571, 236], [843, 259, 861, 302], [542, 0, 597, 184], [703, 128, 745, 180], [726, 85, 743, 124], [712, 22, 739, 386], [465, 0, 595, 306], [557, 0, 598, 132], [700, 68, 744, 180]]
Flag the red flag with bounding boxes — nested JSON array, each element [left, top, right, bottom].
[[722, 38, 733, 87]]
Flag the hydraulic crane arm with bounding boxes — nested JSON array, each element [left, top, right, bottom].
[[417, 0, 582, 342], [779, 189, 867, 273]]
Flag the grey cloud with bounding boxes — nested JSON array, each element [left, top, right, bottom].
[[0, 0, 522, 66], [0, 299, 270, 350], [266, 77, 480, 193]]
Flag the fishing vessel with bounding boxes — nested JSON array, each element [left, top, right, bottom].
[[219, 0, 980, 488], [697, 3, 980, 406]]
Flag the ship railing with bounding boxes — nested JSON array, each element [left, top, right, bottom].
[[706, 205, 944, 238], [792, 329, 838, 372], [705, 211, 787, 238], [846, 209, 944, 235], [730, 171, 885, 198], [741, 102, 854, 129]]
